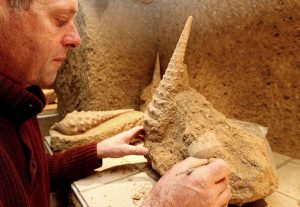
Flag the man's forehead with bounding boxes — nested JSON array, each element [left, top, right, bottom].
[[43, 0, 78, 14]]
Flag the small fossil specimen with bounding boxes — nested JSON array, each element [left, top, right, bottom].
[[50, 109, 144, 151], [52, 109, 133, 135]]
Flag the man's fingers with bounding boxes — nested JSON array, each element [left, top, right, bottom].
[[192, 158, 230, 184], [170, 157, 207, 175], [122, 145, 149, 156], [216, 185, 232, 207], [212, 177, 230, 196], [121, 126, 145, 142], [216, 176, 229, 186]]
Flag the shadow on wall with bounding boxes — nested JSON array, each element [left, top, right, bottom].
[[91, 0, 109, 18]]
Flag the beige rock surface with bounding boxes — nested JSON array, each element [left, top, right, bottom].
[[50, 110, 144, 151], [55, 0, 300, 158], [144, 17, 278, 205], [56, 0, 159, 117]]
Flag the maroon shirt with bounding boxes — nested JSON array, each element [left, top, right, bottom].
[[0, 74, 102, 207]]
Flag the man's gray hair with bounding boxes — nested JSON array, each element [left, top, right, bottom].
[[9, 0, 32, 10]]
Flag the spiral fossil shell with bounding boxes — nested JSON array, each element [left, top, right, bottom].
[[52, 109, 133, 135]]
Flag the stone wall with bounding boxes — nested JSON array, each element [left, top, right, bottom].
[[56, 0, 159, 115], [56, 0, 300, 158], [157, 0, 300, 158]]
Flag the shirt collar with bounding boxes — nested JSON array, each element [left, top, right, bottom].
[[0, 73, 46, 123]]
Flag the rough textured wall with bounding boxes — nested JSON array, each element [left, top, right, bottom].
[[56, 0, 300, 158], [157, 0, 300, 158], [56, 0, 159, 116]]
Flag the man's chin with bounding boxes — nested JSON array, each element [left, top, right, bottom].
[[39, 73, 57, 88], [42, 79, 56, 88], [40, 80, 56, 89]]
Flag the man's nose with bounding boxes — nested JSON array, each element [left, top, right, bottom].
[[62, 27, 81, 49]]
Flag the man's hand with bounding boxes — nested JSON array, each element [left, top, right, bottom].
[[142, 158, 231, 207], [96, 126, 149, 158]]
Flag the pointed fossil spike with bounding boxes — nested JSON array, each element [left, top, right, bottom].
[[52, 109, 133, 135], [155, 16, 193, 101], [144, 16, 193, 131], [151, 53, 161, 91], [171, 16, 193, 63], [140, 52, 162, 112]]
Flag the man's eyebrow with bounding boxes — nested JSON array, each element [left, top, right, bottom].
[[69, 8, 77, 14], [53, 7, 78, 15], [64, 8, 77, 15]]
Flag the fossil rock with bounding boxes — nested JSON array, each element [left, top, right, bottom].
[[52, 109, 133, 135], [50, 110, 144, 151], [140, 53, 161, 112], [144, 16, 278, 205]]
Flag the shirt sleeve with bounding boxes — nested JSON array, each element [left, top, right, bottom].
[[48, 142, 102, 191]]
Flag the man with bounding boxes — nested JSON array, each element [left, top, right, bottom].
[[0, 0, 232, 206]]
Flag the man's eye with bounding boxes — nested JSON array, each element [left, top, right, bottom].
[[56, 18, 68, 26]]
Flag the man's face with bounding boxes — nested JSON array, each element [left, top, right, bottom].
[[0, 0, 80, 87]]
